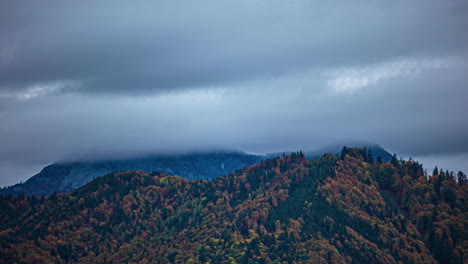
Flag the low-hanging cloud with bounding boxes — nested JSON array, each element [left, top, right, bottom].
[[0, 0, 467, 186]]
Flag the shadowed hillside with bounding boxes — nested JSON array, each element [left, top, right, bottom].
[[0, 152, 262, 196]]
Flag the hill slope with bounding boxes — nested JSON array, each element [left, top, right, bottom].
[[1, 143, 392, 197], [0, 152, 262, 196], [1, 149, 466, 263]]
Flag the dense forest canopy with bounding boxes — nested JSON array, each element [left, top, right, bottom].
[[0, 148, 467, 263]]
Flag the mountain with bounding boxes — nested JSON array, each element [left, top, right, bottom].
[[0, 143, 391, 197], [0, 152, 262, 197], [1, 149, 466, 263]]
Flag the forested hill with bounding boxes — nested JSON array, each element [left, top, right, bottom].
[[0, 143, 391, 197], [1, 149, 467, 263], [0, 152, 262, 197]]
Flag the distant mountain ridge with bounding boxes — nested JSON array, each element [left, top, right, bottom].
[[0, 152, 262, 196], [0, 143, 392, 196]]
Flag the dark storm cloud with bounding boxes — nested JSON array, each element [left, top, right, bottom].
[[1, 0, 467, 96], [0, 0, 467, 186]]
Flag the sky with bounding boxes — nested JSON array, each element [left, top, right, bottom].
[[0, 0, 467, 186]]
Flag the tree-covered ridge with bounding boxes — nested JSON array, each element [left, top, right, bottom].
[[0, 152, 263, 197], [1, 143, 391, 197], [0, 149, 466, 263]]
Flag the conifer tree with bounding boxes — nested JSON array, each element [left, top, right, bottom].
[[391, 154, 399, 166], [340, 147, 347, 160], [367, 149, 373, 163], [377, 156, 383, 163], [361, 147, 368, 161], [457, 171, 466, 185]]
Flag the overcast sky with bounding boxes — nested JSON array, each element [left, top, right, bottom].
[[1, 0, 467, 186]]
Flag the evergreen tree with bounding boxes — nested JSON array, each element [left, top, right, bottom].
[[340, 147, 347, 160], [377, 156, 383, 163], [367, 149, 374, 163], [361, 147, 368, 161], [391, 154, 399, 166], [457, 171, 467, 185], [433, 166, 439, 176]]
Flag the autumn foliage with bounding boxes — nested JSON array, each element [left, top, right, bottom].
[[0, 149, 466, 263]]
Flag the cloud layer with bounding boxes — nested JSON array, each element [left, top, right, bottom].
[[2, 0, 467, 97], [0, 0, 467, 186]]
